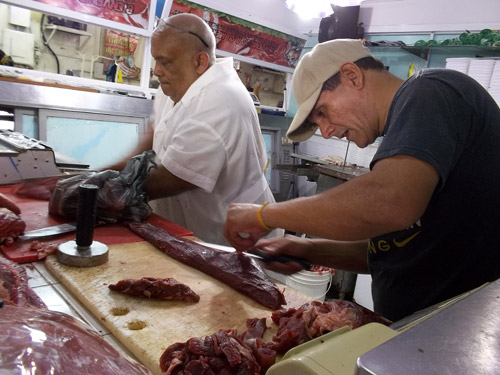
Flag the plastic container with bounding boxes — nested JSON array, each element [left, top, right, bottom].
[[266, 269, 333, 301], [287, 271, 332, 301]]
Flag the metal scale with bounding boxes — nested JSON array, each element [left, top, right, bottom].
[[0, 129, 90, 184]]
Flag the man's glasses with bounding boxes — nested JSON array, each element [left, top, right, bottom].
[[154, 17, 209, 48]]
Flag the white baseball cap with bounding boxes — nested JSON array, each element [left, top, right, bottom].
[[286, 39, 372, 142]]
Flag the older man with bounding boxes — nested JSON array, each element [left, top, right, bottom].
[[223, 39, 500, 321], [113, 13, 278, 245]]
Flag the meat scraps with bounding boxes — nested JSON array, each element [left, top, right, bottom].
[[109, 277, 200, 302], [127, 222, 286, 310], [0, 207, 26, 245], [159, 300, 393, 374], [160, 318, 274, 375], [0, 257, 46, 309], [266, 299, 393, 354], [0, 305, 153, 375]]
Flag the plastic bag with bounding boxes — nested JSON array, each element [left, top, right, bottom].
[[49, 150, 157, 223]]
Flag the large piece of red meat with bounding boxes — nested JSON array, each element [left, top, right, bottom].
[[0, 208, 26, 245], [0, 257, 46, 309], [109, 277, 200, 302], [0, 305, 153, 375], [127, 222, 286, 310]]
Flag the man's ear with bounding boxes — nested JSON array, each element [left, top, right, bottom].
[[195, 52, 210, 75], [339, 62, 363, 88]]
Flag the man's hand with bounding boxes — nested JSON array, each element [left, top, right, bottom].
[[223, 203, 272, 251]]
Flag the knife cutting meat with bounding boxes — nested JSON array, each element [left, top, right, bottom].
[[244, 248, 312, 269]]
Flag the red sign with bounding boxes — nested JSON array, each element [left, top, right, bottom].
[[169, 0, 305, 69], [33, 0, 151, 29]]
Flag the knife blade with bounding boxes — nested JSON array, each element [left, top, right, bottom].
[[17, 221, 105, 242], [17, 222, 78, 242], [245, 248, 312, 270]]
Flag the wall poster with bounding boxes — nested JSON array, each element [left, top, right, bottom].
[[169, 0, 306, 69], [32, 0, 152, 29]]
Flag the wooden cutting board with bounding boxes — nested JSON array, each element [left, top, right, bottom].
[[45, 241, 313, 375]]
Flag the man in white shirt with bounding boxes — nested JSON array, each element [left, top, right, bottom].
[[113, 13, 278, 245]]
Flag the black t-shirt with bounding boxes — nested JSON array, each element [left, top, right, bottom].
[[368, 69, 500, 321]]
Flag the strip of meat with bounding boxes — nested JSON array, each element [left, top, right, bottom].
[[0, 257, 46, 309], [0, 208, 26, 244], [0, 305, 153, 375], [127, 222, 286, 310], [108, 277, 200, 302], [0, 192, 21, 214], [266, 300, 393, 354]]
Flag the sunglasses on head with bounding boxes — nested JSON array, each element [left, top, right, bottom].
[[154, 17, 209, 48]]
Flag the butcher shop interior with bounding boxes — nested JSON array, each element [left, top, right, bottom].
[[0, 0, 499, 374]]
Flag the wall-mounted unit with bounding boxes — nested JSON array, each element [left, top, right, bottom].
[[2, 28, 34, 67]]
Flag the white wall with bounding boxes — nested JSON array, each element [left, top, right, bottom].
[[360, 0, 500, 33]]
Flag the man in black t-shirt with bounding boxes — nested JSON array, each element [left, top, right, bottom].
[[222, 39, 500, 322]]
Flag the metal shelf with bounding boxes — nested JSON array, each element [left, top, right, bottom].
[[43, 24, 92, 50], [368, 45, 500, 60]]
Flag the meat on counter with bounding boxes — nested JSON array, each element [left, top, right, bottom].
[[109, 277, 200, 302]]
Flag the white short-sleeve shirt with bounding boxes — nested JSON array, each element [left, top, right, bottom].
[[150, 57, 277, 245]]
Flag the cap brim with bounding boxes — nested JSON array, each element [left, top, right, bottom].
[[286, 87, 321, 142]]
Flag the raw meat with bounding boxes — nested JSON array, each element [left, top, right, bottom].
[[0, 208, 26, 244], [0, 305, 153, 375], [0, 257, 46, 309], [109, 277, 200, 302], [127, 222, 286, 310], [11, 177, 61, 201], [0, 192, 21, 214], [160, 318, 271, 375], [266, 300, 393, 354]]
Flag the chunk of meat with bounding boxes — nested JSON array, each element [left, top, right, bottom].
[[160, 318, 271, 375], [11, 177, 61, 201], [0, 192, 21, 214], [0, 208, 26, 245], [0, 305, 153, 375], [127, 222, 286, 310], [266, 300, 392, 354], [108, 277, 200, 302], [0, 257, 46, 309]]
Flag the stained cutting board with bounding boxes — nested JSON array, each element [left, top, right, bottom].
[[0, 185, 193, 263], [45, 242, 313, 375]]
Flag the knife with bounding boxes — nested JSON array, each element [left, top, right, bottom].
[[17, 221, 105, 242], [245, 248, 312, 270]]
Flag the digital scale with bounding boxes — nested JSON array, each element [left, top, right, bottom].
[[0, 129, 90, 184]]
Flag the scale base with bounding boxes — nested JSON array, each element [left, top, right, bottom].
[[57, 240, 109, 267]]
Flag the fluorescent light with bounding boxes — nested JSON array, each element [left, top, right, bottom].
[[285, 0, 333, 19], [285, 0, 363, 19]]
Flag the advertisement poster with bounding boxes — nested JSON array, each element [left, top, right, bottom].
[[33, 0, 151, 29], [169, 0, 306, 69], [103, 29, 140, 78]]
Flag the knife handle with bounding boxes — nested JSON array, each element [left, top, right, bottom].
[[75, 183, 99, 248], [253, 249, 312, 270]]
